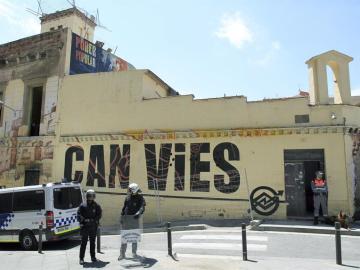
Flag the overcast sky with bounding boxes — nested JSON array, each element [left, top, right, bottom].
[[0, 0, 359, 100]]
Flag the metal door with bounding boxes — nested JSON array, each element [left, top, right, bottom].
[[284, 162, 306, 216]]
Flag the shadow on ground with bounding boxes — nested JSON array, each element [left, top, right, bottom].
[[119, 256, 158, 269], [82, 260, 110, 268], [0, 238, 80, 251]]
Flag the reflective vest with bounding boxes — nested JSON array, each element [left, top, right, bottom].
[[313, 178, 326, 187]]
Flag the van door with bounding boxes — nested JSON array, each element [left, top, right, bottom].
[[12, 190, 45, 241], [52, 186, 83, 236], [0, 192, 14, 242]]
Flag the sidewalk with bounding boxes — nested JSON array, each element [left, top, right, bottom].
[[252, 219, 360, 236], [100, 218, 360, 236], [2, 249, 358, 269]]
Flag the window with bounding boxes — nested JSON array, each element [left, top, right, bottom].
[[30, 86, 43, 136], [13, 190, 45, 211], [0, 59, 6, 67], [53, 187, 82, 210], [24, 169, 40, 186], [0, 193, 13, 213], [295, 114, 310, 124], [0, 90, 3, 126]]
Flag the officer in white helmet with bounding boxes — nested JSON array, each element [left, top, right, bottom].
[[78, 189, 102, 264], [118, 183, 146, 260]]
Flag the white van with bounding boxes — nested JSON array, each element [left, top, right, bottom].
[[0, 182, 84, 250]]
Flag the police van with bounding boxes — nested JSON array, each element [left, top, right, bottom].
[[0, 182, 84, 250]]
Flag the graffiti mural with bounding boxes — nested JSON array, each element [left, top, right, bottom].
[[63, 142, 241, 194], [250, 186, 283, 216]]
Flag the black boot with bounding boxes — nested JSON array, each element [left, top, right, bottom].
[[313, 216, 319, 225]]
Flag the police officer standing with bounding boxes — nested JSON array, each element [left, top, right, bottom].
[[118, 183, 146, 260], [311, 171, 328, 225], [78, 190, 102, 264]]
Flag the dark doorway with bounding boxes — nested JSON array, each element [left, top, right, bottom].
[[284, 149, 325, 217], [30, 86, 43, 136], [24, 169, 40, 186]]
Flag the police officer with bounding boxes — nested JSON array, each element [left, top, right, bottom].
[[118, 183, 146, 260], [311, 171, 328, 225], [78, 189, 102, 264]]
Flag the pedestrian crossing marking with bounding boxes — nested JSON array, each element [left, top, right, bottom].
[[173, 242, 267, 251], [180, 234, 268, 241], [176, 253, 243, 260]]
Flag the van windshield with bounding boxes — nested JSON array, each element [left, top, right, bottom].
[[53, 186, 82, 210]]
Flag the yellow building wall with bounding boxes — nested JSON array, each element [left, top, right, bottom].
[[58, 71, 360, 136], [53, 131, 349, 226]]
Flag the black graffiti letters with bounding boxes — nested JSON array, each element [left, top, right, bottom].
[[174, 143, 185, 191], [63, 142, 241, 193], [109, 144, 130, 189], [64, 146, 84, 182], [190, 143, 211, 192], [86, 145, 106, 187], [144, 144, 172, 191], [213, 143, 240, 194]]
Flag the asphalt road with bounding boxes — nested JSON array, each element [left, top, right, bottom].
[[1, 229, 359, 269]]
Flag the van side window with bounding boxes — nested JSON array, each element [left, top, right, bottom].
[[54, 187, 82, 210], [0, 193, 13, 213], [13, 190, 45, 211]]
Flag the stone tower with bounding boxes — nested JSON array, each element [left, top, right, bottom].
[[306, 50, 353, 105]]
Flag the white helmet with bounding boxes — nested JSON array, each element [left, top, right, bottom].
[[86, 189, 96, 200], [128, 183, 140, 194]]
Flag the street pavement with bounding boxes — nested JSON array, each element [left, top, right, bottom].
[[1, 228, 360, 269]]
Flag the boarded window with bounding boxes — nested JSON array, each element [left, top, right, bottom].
[[13, 190, 45, 211], [295, 114, 309, 124], [24, 169, 40, 186]]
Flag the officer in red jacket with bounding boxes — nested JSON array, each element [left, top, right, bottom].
[[311, 171, 328, 225]]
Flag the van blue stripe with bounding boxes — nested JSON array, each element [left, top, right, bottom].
[[0, 213, 14, 229]]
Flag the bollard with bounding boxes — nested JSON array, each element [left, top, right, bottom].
[[38, 223, 43, 254], [242, 223, 247, 261], [97, 226, 101, 253], [167, 222, 173, 256], [335, 222, 342, 265]]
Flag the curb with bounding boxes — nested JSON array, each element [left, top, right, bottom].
[[252, 224, 360, 236]]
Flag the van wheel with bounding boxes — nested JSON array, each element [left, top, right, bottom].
[[20, 231, 38, 250]]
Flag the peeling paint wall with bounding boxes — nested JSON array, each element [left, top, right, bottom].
[[0, 29, 69, 188]]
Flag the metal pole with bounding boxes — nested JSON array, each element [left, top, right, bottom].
[[167, 222, 172, 256], [38, 223, 43, 254], [335, 222, 342, 265], [242, 223, 247, 261], [97, 226, 101, 253], [244, 169, 254, 221]]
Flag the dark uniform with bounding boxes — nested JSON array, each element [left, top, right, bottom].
[[78, 201, 102, 261], [120, 194, 146, 256]]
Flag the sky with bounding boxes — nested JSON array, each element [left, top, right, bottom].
[[0, 0, 359, 100]]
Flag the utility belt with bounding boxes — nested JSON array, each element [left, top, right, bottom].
[[81, 218, 98, 226]]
